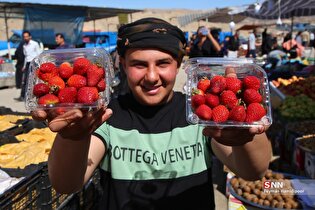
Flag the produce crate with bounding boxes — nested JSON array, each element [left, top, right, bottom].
[[296, 135, 315, 179], [0, 163, 102, 210], [0, 163, 70, 210], [269, 81, 286, 109]]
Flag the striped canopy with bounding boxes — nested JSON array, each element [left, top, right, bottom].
[[242, 0, 315, 19]]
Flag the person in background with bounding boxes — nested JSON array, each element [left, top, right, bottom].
[[310, 30, 315, 48], [295, 31, 302, 45], [189, 26, 221, 58], [261, 28, 273, 56], [227, 30, 241, 58], [32, 18, 271, 210], [14, 41, 25, 89], [55, 33, 73, 49], [301, 29, 310, 47], [15, 31, 41, 101], [246, 29, 257, 58]]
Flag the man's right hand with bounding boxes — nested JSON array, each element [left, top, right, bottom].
[[32, 107, 112, 140]]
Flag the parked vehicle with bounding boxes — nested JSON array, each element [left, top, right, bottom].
[[81, 31, 117, 53]]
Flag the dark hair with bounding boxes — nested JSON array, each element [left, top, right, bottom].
[[23, 30, 31, 36], [55, 33, 65, 39]]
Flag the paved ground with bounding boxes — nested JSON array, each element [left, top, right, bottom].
[[0, 68, 228, 209]]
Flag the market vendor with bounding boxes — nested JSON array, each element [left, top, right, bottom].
[[32, 18, 271, 210]]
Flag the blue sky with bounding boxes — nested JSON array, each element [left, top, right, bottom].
[[4, 0, 257, 9]]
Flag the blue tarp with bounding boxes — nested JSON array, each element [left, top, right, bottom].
[[24, 6, 85, 45]]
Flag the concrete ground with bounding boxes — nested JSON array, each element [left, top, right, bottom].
[[0, 67, 228, 209]]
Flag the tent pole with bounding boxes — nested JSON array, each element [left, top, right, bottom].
[[93, 19, 96, 47], [4, 7, 12, 60]]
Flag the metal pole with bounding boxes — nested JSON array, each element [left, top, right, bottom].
[[4, 7, 12, 60], [93, 19, 96, 47]]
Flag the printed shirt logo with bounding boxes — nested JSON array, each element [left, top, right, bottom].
[[100, 125, 211, 180]]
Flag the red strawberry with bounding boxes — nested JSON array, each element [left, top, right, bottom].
[[98, 67, 106, 78], [58, 87, 77, 103], [209, 75, 226, 94], [48, 76, 66, 94], [243, 76, 260, 90], [36, 62, 59, 82], [195, 104, 212, 121], [67, 74, 87, 89], [77, 87, 99, 104], [212, 105, 229, 123], [245, 103, 266, 122], [204, 93, 219, 108], [33, 83, 49, 97], [96, 80, 106, 92], [220, 90, 238, 109], [73, 58, 90, 75], [38, 94, 59, 105], [229, 105, 246, 122], [87, 64, 105, 87], [59, 62, 73, 79], [197, 77, 211, 92], [225, 77, 242, 94], [191, 94, 205, 109], [243, 89, 262, 104]]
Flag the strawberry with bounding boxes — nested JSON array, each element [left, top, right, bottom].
[[67, 74, 87, 89], [98, 67, 106, 78], [38, 94, 59, 105], [77, 87, 99, 104], [195, 104, 212, 121], [243, 76, 260, 90], [73, 58, 91, 75], [36, 62, 59, 82], [243, 89, 262, 104], [33, 83, 49, 97], [229, 105, 246, 122], [225, 77, 242, 94], [212, 105, 229, 123], [96, 80, 106, 92], [245, 103, 266, 122], [209, 75, 226, 94], [197, 77, 211, 92], [191, 94, 205, 109], [87, 64, 105, 87], [58, 87, 77, 103], [220, 90, 238, 109], [48, 76, 66, 94], [59, 62, 73, 79], [204, 93, 219, 108]]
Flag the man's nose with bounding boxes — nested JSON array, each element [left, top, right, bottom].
[[145, 65, 159, 83]]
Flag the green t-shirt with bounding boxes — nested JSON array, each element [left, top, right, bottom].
[[93, 92, 215, 210]]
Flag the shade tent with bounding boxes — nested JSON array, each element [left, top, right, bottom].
[[0, 2, 140, 21], [241, 0, 315, 20], [0, 1, 140, 58]]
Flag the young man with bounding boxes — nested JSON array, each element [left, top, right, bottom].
[[32, 18, 271, 210], [16, 31, 41, 101]]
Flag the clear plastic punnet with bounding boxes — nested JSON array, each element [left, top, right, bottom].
[[25, 48, 113, 112], [185, 57, 272, 128]]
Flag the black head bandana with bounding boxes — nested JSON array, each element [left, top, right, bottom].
[[117, 18, 187, 59]]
